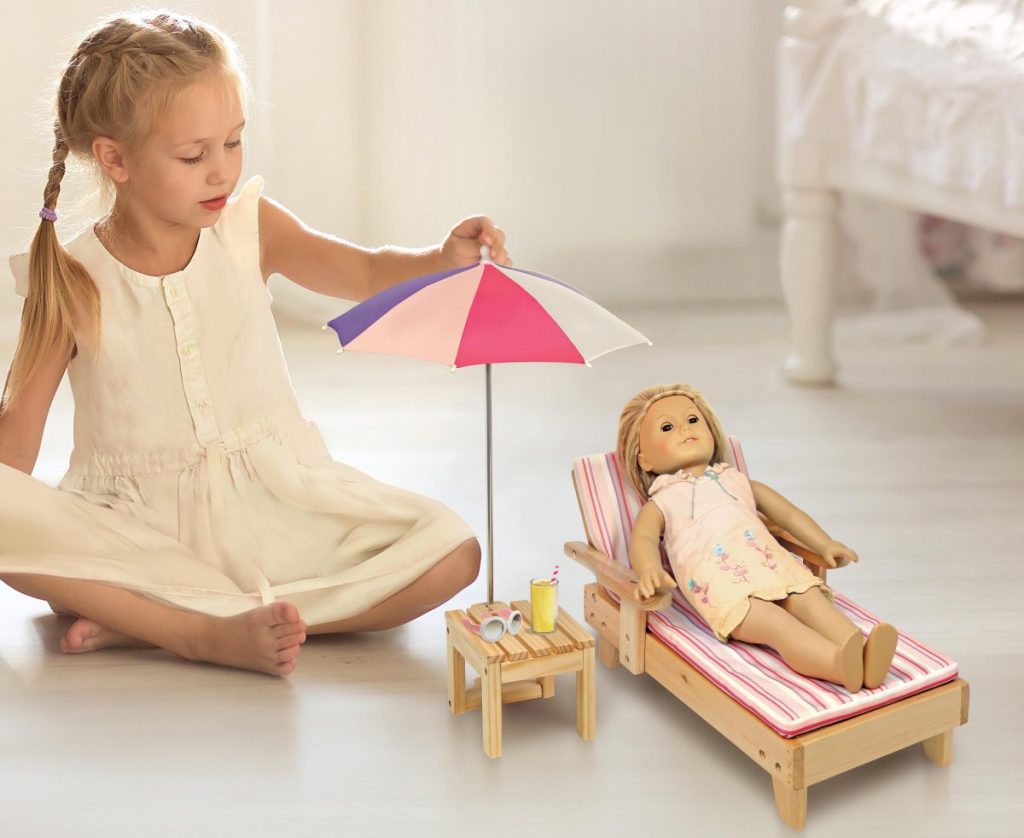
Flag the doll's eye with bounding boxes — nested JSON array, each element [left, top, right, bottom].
[[660, 422, 673, 432], [687, 415, 700, 424]]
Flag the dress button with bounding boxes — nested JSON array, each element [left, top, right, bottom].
[[197, 400, 209, 413], [182, 344, 195, 356]]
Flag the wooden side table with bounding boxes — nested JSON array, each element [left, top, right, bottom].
[[445, 599, 596, 758]]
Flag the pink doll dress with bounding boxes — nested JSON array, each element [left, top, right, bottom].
[[0, 176, 475, 624], [648, 463, 827, 642]]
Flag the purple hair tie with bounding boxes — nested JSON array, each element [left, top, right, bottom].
[[39, 207, 58, 223]]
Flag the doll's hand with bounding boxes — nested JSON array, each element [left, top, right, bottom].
[[822, 540, 859, 568], [635, 569, 677, 600], [441, 216, 511, 268]]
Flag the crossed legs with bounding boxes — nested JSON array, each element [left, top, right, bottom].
[[0, 537, 481, 677]]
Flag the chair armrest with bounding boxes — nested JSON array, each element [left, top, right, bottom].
[[563, 541, 672, 611]]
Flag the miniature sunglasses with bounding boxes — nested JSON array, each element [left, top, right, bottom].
[[463, 607, 523, 643]]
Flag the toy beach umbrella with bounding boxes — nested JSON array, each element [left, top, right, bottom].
[[325, 246, 650, 604]]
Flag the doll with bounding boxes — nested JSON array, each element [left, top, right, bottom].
[[617, 383, 898, 692]]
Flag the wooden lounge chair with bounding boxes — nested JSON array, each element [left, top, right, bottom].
[[564, 439, 968, 830]]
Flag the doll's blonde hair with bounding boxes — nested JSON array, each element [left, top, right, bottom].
[[617, 383, 730, 498], [1, 10, 252, 416]]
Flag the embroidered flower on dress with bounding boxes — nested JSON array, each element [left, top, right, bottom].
[[688, 578, 710, 604]]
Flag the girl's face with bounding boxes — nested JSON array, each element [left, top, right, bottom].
[[637, 395, 715, 476], [121, 74, 245, 228]]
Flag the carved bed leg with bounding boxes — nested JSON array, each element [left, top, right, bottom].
[[777, 1, 845, 386], [772, 777, 808, 830], [780, 187, 839, 386]]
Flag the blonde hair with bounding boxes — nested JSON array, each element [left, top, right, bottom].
[[616, 383, 730, 498], [1, 10, 252, 416]]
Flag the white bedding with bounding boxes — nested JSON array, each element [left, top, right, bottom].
[[790, 0, 1024, 210]]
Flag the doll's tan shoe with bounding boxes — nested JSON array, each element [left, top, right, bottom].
[[837, 631, 864, 693], [863, 623, 898, 689]]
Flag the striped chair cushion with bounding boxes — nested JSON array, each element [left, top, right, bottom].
[[572, 443, 959, 738]]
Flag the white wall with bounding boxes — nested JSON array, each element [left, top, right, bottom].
[[0, 0, 785, 323]]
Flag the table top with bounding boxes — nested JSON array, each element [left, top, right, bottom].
[[446, 600, 595, 664]]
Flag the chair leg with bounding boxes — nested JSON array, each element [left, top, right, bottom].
[[772, 777, 807, 831], [923, 729, 954, 767], [598, 637, 618, 668]]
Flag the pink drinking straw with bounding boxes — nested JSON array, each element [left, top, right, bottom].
[[551, 564, 559, 584]]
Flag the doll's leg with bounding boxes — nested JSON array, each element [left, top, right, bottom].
[[781, 588, 860, 645], [306, 538, 481, 634], [783, 588, 896, 688], [732, 597, 863, 691]]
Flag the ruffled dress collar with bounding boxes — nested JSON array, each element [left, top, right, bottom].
[[649, 462, 731, 497]]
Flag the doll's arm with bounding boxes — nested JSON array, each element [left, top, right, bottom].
[[750, 481, 859, 568], [629, 502, 678, 599]]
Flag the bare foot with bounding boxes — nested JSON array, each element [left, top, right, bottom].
[[61, 617, 155, 653], [835, 631, 864, 692], [863, 623, 898, 689], [192, 601, 307, 677]]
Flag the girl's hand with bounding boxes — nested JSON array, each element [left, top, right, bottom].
[[635, 569, 677, 600], [822, 540, 859, 568], [441, 216, 511, 269]]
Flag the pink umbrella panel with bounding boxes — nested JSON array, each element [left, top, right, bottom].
[[325, 256, 650, 604], [326, 260, 649, 367]]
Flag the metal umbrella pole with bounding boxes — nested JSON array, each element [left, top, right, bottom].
[[485, 362, 495, 605]]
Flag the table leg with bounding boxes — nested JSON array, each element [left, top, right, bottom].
[[482, 662, 503, 758], [576, 644, 596, 740], [539, 676, 555, 698], [446, 626, 467, 715]]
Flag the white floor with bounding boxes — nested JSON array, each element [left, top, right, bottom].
[[1, 297, 1021, 837]]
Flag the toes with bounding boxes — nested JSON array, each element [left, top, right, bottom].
[[273, 621, 307, 639], [276, 631, 307, 651], [272, 602, 301, 625], [277, 659, 297, 677], [276, 647, 300, 664]]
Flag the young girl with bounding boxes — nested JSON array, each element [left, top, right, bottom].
[[0, 11, 510, 677], [617, 383, 899, 692]]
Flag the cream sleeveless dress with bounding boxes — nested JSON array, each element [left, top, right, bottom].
[[0, 175, 475, 624], [649, 463, 826, 642]]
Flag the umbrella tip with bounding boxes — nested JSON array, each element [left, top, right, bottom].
[[321, 324, 328, 331], [336, 348, 343, 355], [450, 365, 457, 373], [479, 244, 491, 263]]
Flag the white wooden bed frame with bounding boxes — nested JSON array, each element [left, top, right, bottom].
[[778, 0, 1024, 384]]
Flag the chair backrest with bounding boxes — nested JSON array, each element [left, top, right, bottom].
[[571, 435, 748, 565]]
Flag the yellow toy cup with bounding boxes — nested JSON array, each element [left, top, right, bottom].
[[530, 577, 559, 634]]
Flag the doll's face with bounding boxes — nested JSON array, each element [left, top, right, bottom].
[[637, 395, 715, 476]]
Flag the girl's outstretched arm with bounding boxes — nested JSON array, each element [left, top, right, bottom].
[[257, 197, 509, 302], [750, 480, 859, 567]]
